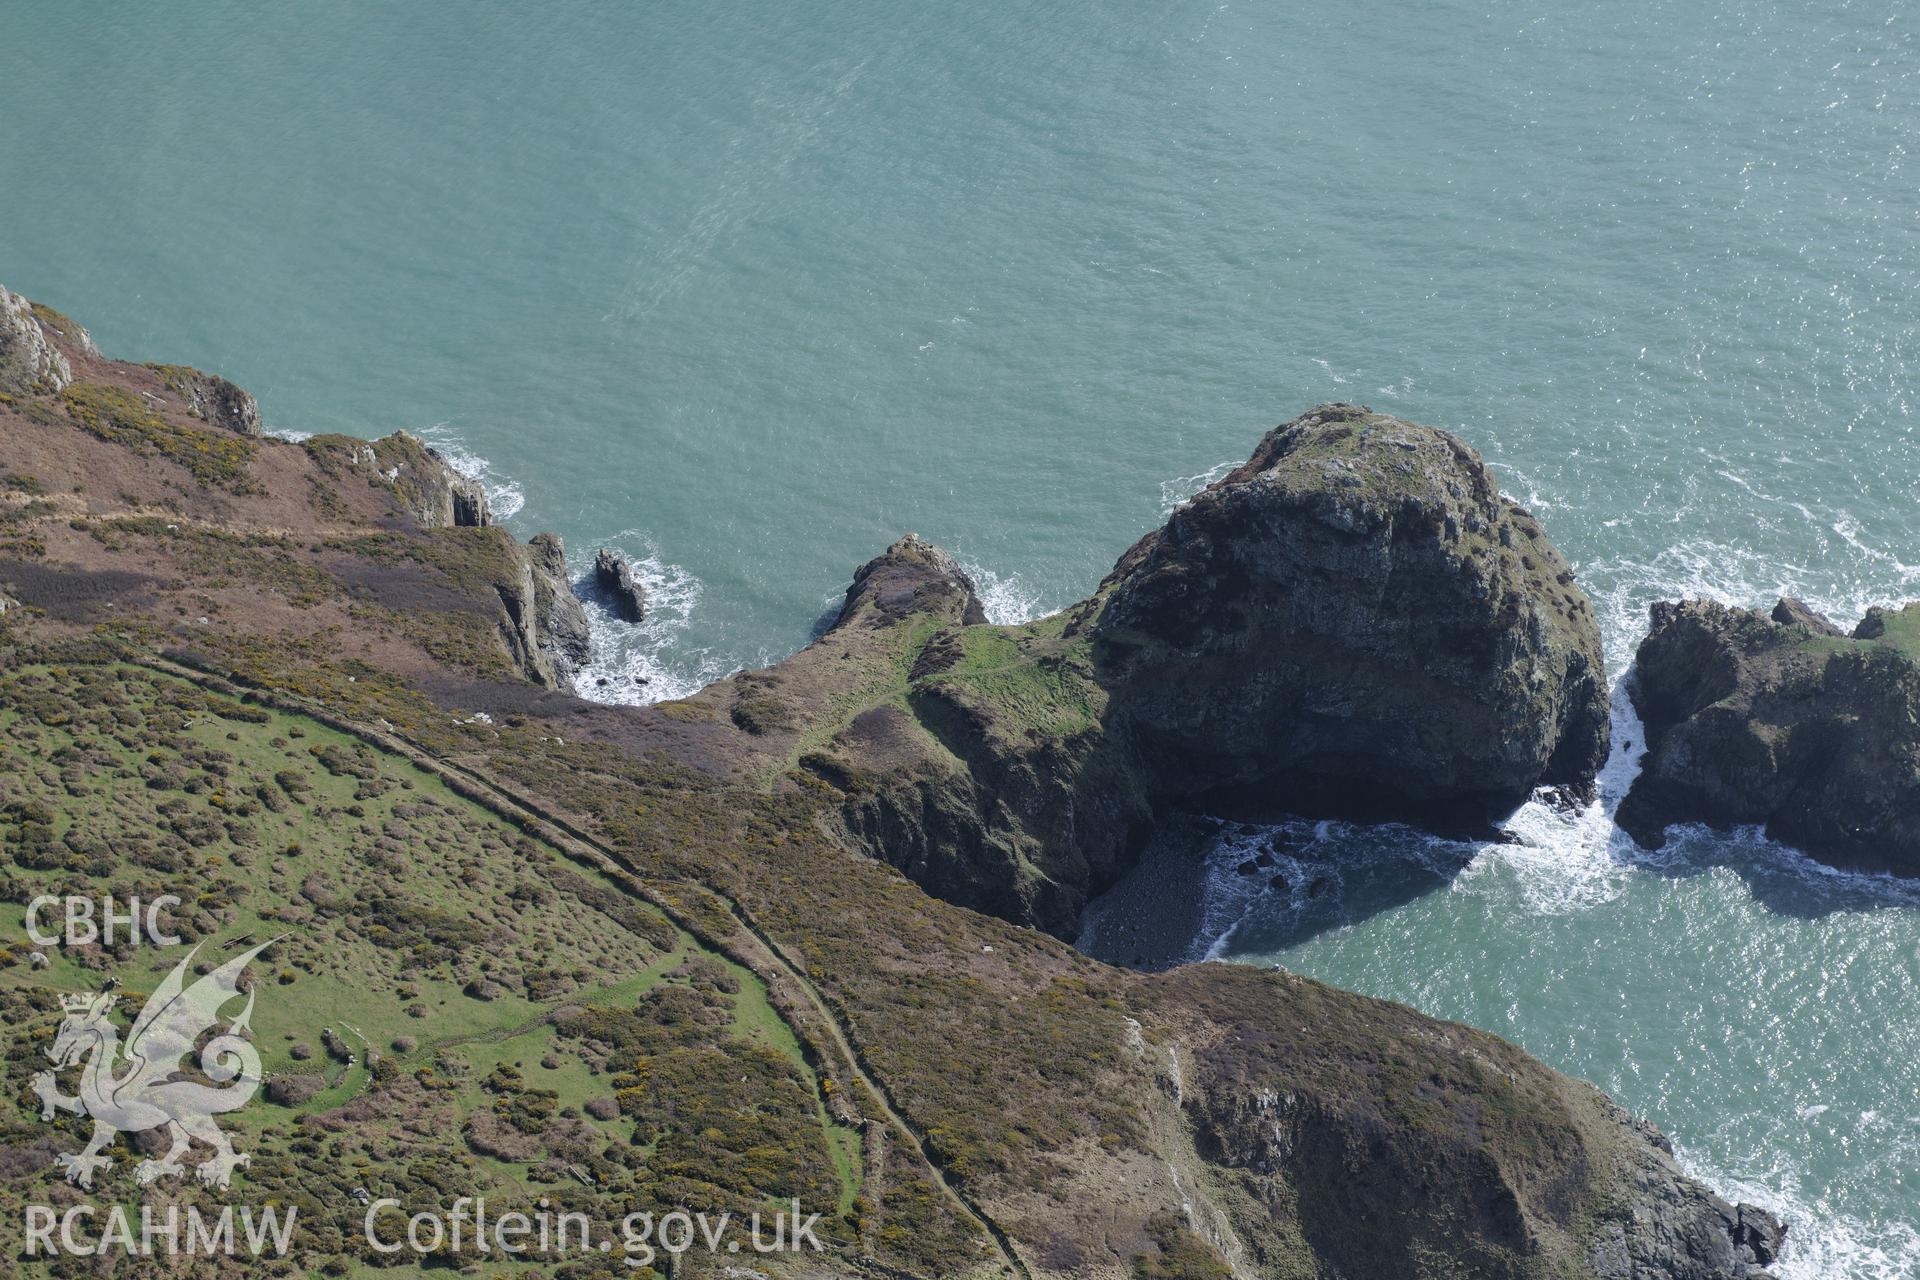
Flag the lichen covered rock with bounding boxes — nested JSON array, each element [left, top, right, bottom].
[[308, 430, 491, 529], [148, 363, 263, 436]]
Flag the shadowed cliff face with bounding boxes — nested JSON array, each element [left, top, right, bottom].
[[0, 291, 1781, 1280], [1622, 595, 1920, 874]]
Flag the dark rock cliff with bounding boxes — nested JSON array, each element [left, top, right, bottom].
[[1150, 964, 1783, 1280], [1621, 595, 1920, 874], [592, 546, 648, 622], [1097, 403, 1610, 821]]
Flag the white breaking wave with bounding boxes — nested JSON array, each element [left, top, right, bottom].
[[1188, 820, 1467, 964], [1158, 460, 1237, 516], [1464, 669, 1651, 916], [568, 534, 734, 706], [1680, 1144, 1920, 1280], [417, 422, 525, 521], [264, 427, 313, 443], [960, 560, 1047, 625], [321, 424, 728, 706]]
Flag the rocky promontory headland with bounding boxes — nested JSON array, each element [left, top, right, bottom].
[[777, 404, 1612, 936]]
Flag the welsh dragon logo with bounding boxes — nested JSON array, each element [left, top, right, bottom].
[[32, 939, 277, 1189]]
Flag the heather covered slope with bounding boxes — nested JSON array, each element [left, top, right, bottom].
[[0, 289, 582, 697], [0, 291, 1779, 1278]]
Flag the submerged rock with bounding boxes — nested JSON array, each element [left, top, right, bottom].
[[1622, 595, 1920, 875], [593, 547, 648, 622]]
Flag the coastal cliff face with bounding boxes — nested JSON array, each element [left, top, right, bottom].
[[0, 294, 587, 694], [1146, 965, 1782, 1280], [1621, 595, 1920, 873], [0, 287, 76, 394], [0, 289, 1781, 1280]]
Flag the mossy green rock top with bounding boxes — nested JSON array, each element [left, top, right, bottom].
[[811, 405, 1612, 938]]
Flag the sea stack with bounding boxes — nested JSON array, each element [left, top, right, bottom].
[[1094, 402, 1611, 817], [594, 547, 647, 622]]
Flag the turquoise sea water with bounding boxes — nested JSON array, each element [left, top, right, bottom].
[[2, 2, 1915, 1273]]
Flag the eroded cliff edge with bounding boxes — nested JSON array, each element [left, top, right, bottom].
[[0, 290, 1781, 1279]]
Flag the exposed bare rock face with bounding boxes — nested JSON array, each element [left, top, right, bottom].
[[162, 366, 262, 436], [1622, 595, 1920, 875], [0, 287, 73, 395], [830, 532, 988, 631], [529, 532, 592, 675], [390, 432, 491, 529], [1149, 964, 1784, 1280]]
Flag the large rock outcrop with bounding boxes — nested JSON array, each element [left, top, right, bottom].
[[302, 429, 492, 528], [1150, 964, 1782, 1280], [528, 532, 592, 674], [0, 287, 73, 396], [792, 405, 1611, 934], [148, 363, 263, 436], [592, 547, 648, 622], [1097, 403, 1610, 818], [1620, 595, 1920, 873]]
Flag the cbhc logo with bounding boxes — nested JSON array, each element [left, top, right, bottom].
[[25, 896, 183, 948]]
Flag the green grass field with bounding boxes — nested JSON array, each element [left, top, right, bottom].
[[0, 662, 859, 1276]]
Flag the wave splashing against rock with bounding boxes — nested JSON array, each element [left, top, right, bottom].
[[418, 422, 525, 520], [569, 534, 732, 706]]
